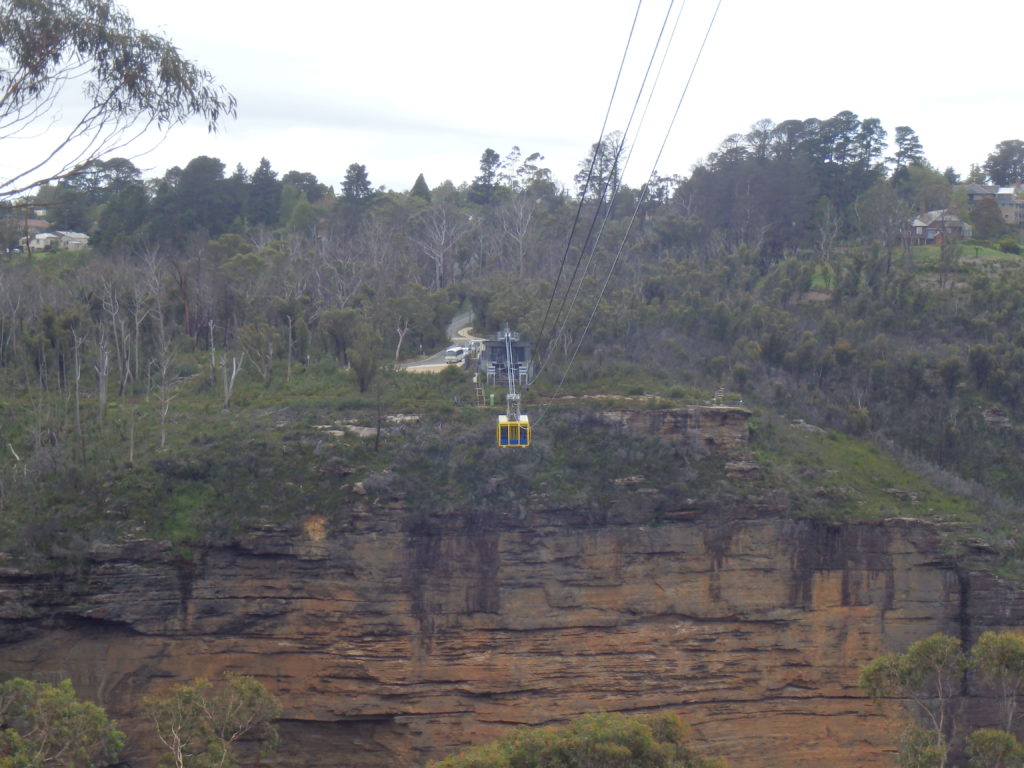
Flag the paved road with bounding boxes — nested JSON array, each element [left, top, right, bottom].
[[402, 309, 484, 373]]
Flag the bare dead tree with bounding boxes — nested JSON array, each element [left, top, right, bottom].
[[93, 330, 110, 422], [70, 328, 85, 459], [285, 315, 294, 382], [415, 199, 471, 291], [238, 323, 274, 385], [220, 354, 243, 409], [816, 198, 841, 263], [394, 316, 411, 362], [499, 192, 539, 279], [152, 318, 176, 450]]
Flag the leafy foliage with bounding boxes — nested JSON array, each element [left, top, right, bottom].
[[972, 632, 1024, 732], [0, 678, 125, 768], [144, 674, 280, 768], [860, 633, 965, 768], [860, 632, 1024, 768], [428, 712, 725, 768], [967, 728, 1024, 768], [0, 0, 235, 196], [1, 111, 1024, 576]]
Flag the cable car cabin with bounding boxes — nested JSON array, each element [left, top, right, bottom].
[[497, 414, 531, 447]]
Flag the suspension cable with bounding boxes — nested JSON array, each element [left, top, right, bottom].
[[534, 0, 645, 355], [532, 0, 678, 385], [533, 0, 725, 425]]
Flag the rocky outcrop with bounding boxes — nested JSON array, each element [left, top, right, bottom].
[[597, 406, 751, 451], [0, 409, 1016, 767], [0, 504, 1006, 768]]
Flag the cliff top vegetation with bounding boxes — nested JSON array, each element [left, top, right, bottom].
[[3, 113, 1024, 582]]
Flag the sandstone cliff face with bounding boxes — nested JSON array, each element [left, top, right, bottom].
[[0, 408, 1013, 767]]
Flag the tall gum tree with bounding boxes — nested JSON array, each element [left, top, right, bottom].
[[0, 0, 236, 197]]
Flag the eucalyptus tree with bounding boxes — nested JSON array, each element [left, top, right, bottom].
[[0, 678, 124, 767], [0, 0, 235, 198], [972, 631, 1024, 733], [855, 181, 914, 271], [859, 633, 967, 768], [415, 187, 472, 290], [145, 674, 279, 768], [498, 190, 541, 278], [574, 131, 625, 203]]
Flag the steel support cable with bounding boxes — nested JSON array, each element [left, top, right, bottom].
[[531, 0, 679, 386], [506, 328, 517, 402], [544, 0, 683, 378], [534, 0, 644, 360], [562, 0, 688, 301], [533, 0, 724, 426]]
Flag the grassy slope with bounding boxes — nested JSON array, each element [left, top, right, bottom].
[[0, 350, 1001, 576]]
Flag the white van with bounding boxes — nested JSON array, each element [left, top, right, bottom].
[[444, 346, 467, 365]]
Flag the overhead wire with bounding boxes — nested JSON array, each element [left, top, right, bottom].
[[532, 0, 678, 384], [533, 0, 726, 424], [533, 0, 684, 385], [533, 0, 644, 357]]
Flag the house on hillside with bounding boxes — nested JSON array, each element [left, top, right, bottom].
[[20, 232, 60, 251], [57, 231, 89, 250], [18, 230, 89, 252], [963, 183, 1024, 228], [908, 209, 972, 246], [23, 218, 51, 234]]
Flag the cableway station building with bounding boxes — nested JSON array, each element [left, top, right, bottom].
[[478, 329, 532, 387]]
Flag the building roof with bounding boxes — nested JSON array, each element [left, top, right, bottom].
[[913, 209, 964, 227]]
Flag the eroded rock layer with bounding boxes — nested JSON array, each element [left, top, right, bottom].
[[0, 508, 998, 767], [0, 409, 1016, 766]]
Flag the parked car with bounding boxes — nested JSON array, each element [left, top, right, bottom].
[[444, 346, 467, 365]]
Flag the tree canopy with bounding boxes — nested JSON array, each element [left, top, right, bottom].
[[984, 140, 1024, 187], [0, 0, 236, 197], [428, 712, 724, 768], [144, 674, 280, 768], [0, 678, 125, 768], [861, 633, 1024, 768]]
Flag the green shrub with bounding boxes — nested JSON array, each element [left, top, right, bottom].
[[999, 238, 1021, 255]]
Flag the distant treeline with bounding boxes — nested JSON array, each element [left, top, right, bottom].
[[1, 111, 1024, 509]]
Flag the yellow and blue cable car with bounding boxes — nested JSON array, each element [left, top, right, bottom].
[[497, 414, 530, 447], [491, 326, 532, 448]]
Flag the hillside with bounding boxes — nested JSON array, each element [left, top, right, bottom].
[[4, 396, 1020, 768], [5, 122, 1024, 766]]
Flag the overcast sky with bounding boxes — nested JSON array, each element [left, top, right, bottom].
[[66, 0, 1024, 192]]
